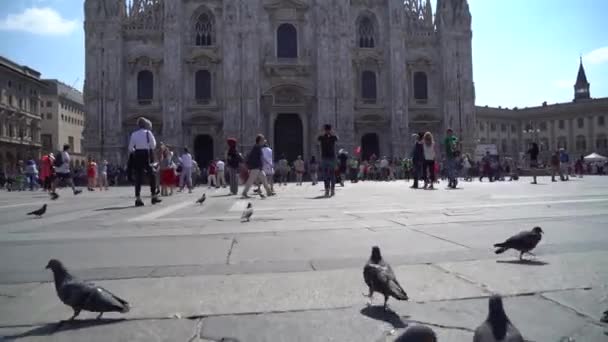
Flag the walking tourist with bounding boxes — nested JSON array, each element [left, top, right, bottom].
[[261, 142, 274, 193], [278, 156, 289, 185], [40, 153, 54, 192], [216, 158, 226, 188], [318, 124, 338, 197], [309, 156, 318, 185], [50, 144, 82, 200], [242, 134, 273, 198], [25, 159, 38, 191], [422, 132, 437, 190], [179, 147, 193, 193], [294, 155, 305, 185], [226, 138, 242, 195], [98, 159, 109, 190], [411, 133, 424, 189], [87, 157, 97, 191], [527, 142, 540, 185], [127, 117, 161, 207], [444, 128, 459, 188]]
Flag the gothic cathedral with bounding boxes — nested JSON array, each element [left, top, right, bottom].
[[84, 0, 475, 166]]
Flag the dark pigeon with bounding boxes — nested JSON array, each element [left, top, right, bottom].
[[395, 324, 437, 342], [27, 204, 47, 217], [196, 193, 206, 204], [46, 259, 130, 320], [601, 310, 608, 323], [494, 226, 543, 260], [474, 294, 524, 342], [241, 202, 253, 222], [363, 246, 408, 311]]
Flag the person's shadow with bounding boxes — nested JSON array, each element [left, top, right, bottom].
[[3, 318, 126, 339], [360, 306, 408, 329], [496, 259, 549, 266]]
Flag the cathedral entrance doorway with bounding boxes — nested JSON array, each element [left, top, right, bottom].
[[361, 133, 380, 161], [194, 134, 214, 168], [273, 113, 303, 163]]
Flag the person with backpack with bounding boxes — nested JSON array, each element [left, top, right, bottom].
[[241, 134, 274, 198], [127, 117, 161, 207], [50, 144, 82, 200]]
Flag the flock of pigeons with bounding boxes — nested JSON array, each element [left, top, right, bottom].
[[41, 222, 555, 341], [28, 192, 255, 222]]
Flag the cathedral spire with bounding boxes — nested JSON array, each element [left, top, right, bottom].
[[574, 56, 590, 101]]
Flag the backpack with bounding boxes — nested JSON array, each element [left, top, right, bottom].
[[53, 152, 63, 168]]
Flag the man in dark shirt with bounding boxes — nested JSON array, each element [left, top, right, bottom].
[[411, 132, 424, 189], [242, 134, 274, 198], [318, 124, 338, 197]]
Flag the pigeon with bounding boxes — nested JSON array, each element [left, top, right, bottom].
[[494, 226, 543, 260], [473, 294, 524, 342], [196, 193, 206, 204], [363, 246, 408, 311], [27, 204, 47, 218], [601, 309, 608, 323], [241, 202, 253, 222], [395, 324, 437, 342], [45, 259, 130, 320]]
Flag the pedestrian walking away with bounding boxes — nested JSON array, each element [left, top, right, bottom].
[[444, 128, 459, 189], [318, 124, 338, 197], [179, 147, 194, 193], [226, 138, 243, 195], [127, 117, 161, 207]]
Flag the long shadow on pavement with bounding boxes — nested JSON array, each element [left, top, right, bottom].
[[94, 206, 134, 211], [496, 259, 549, 266], [3, 318, 126, 339], [360, 306, 408, 329]]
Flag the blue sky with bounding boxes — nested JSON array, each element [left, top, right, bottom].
[[0, 0, 606, 108]]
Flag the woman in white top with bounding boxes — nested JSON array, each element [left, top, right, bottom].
[[261, 143, 274, 192], [422, 132, 437, 189], [127, 117, 161, 207]]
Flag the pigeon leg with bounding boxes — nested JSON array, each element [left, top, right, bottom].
[[69, 309, 81, 321], [363, 288, 374, 306], [519, 251, 525, 260], [97, 312, 104, 319], [383, 295, 390, 311]]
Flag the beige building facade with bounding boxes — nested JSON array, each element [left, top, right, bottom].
[[40, 80, 86, 165], [475, 60, 608, 161], [83, 0, 476, 166], [0, 56, 44, 173]]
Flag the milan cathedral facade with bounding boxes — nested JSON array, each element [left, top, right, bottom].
[[84, 0, 476, 166]]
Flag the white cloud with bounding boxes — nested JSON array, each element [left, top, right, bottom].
[[554, 80, 572, 89], [584, 47, 608, 65], [0, 7, 77, 36]]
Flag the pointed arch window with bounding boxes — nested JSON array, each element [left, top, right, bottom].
[[358, 17, 375, 48], [195, 12, 214, 46], [137, 70, 154, 105], [195, 70, 211, 104], [413, 72, 428, 100], [361, 71, 377, 103], [277, 23, 297, 58]]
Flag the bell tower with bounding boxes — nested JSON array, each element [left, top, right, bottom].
[[574, 57, 590, 101]]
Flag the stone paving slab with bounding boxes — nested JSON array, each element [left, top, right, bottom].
[[438, 251, 608, 295], [0, 264, 485, 326], [229, 228, 468, 264], [541, 287, 608, 320], [0, 318, 198, 342]]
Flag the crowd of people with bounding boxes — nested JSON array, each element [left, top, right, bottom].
[[2, 118, 608, 201]]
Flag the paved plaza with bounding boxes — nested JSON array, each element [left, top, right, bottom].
[[0, 177, 607, 341]]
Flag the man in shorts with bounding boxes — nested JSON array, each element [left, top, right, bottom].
[[50, 144, 82, 200]]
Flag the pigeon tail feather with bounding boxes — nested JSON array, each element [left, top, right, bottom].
[[494, 247, 508, 254], [388, 280, 408, 300]]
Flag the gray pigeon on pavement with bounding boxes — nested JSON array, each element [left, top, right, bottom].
[[494, 226, 543, 260], [196, 193, 206, 204], [46, 259, 130, 320], [395, 324, 437, 342], [473, 295, 524, 342], [27, 204, 47, 217], [363, 246, 408, 311], [241, 202, 253, 222]]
